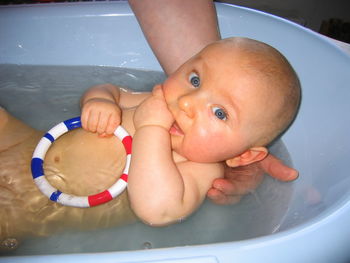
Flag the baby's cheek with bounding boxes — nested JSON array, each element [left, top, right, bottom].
[[162, 78, 179, 99], [182, 135, 217, 162]]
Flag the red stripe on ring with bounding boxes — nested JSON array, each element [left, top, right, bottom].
[[120, 173, 128, 182], [88, 190, 113, 207], [122, 136, 132, 154]]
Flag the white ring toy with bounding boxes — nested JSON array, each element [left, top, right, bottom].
[[31, 117, 132, 208]]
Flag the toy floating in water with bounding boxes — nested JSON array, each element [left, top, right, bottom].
[[31, 116, 132, 208]]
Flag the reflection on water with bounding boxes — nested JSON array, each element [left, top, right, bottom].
[[0, 65, 295, 256], [0, 64, 166, 131]]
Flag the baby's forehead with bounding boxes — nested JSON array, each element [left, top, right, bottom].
[[196, 48, 248, 73], [198, 45, 270, 78], [203, 39, 280, 62], [193, 40, 289, 89]]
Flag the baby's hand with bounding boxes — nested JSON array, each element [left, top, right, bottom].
[[81, 98, 122, 137], [134, 85, 174, 130]]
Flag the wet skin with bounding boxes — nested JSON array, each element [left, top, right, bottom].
[[0, 108, 136, 245]]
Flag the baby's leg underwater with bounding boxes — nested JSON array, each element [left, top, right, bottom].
[[0, 108, 136, 251], [0, 107, 43, 250], [0, 106, 41, 152]]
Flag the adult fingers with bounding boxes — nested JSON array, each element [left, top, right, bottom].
[[207, 188, 242, 205], [259, 154, 299, 182]]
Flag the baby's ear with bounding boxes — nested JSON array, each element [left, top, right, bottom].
[[225, 147, 268, 168]]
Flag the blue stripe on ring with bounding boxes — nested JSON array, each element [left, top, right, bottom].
[[64, 117, 81, 131], [44, 133, 55, 143], [31, 158, 44, 179], [50, 190, 62, 202]]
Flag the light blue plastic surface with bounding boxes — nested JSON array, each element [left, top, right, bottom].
[[1, 2, 350, 262]]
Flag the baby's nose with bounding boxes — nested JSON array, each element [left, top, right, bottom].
[[178, 94, 196, 118]]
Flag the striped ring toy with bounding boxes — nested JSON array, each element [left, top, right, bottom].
[[31, 116, 132, 208]]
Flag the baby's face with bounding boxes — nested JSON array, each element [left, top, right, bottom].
[[162, 42, 274, 163]]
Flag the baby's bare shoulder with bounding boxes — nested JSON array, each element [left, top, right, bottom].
[[173, 150, 224, 180], [177, 161, 224, 182], [175, 161, 224, 198]]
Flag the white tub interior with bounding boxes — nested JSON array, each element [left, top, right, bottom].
[[1, 2, 350, 262]]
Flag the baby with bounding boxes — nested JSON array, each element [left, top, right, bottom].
[[0, 37, 300, 248], [81, 37, 301, 225]]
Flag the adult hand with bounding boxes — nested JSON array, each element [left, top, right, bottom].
[[207, 154, 299, 205]]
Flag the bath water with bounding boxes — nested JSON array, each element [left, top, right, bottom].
[[0, 65, 295, 255]]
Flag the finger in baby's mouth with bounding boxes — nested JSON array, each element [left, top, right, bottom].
[[169, 121, 184, 135]]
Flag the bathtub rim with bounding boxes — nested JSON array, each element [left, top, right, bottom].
[[1, 1, 350, 262]]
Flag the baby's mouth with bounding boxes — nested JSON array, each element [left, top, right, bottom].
[[169, 121, 184, 136]]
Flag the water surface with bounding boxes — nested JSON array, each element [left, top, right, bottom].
[[0, 64, 295, 255]]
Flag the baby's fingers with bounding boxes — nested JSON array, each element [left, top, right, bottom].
[[95, 114, 121, 136], [81, 109, 99, 133], [96, 113, 110, 135], [151, 84, 165, 98], [81, 110, 89, 131], [105, 114, 121, 135], [86, 111, 100, 133]]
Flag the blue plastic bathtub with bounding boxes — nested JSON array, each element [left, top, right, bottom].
[[1, 2, 350, 262]]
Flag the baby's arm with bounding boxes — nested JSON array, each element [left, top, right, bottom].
[[128, 86, 223, 226], [81, 84, 150, 136]]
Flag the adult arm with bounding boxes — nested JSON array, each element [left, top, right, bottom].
[[128, 0, 220, 75]]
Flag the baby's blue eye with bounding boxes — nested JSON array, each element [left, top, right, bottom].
[[212, 107, 227, 120], [189, 72, 200, 88]]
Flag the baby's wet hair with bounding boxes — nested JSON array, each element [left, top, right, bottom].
[[222, 37, 301, 147]]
